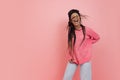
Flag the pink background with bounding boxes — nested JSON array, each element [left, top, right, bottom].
[[0, 0, 120, 80]]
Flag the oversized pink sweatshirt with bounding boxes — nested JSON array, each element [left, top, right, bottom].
[[67, 26, 100, 64]]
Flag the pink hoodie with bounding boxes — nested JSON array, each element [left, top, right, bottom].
[[67, 26, 100, 64]]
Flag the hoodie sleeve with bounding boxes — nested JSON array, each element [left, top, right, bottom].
[[86, 27, 100, 44]]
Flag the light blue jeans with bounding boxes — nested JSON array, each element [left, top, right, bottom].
[[63, 62, 92, 80]]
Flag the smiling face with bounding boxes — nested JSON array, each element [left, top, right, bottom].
[[71, 13, 81, 27]]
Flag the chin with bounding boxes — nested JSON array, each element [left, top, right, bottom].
[[74, 24, 79, 27]]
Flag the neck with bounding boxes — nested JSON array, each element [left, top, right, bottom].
[[75, 25, 82, 30]]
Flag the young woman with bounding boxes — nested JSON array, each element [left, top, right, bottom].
[[63, 9, 100, 80]]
